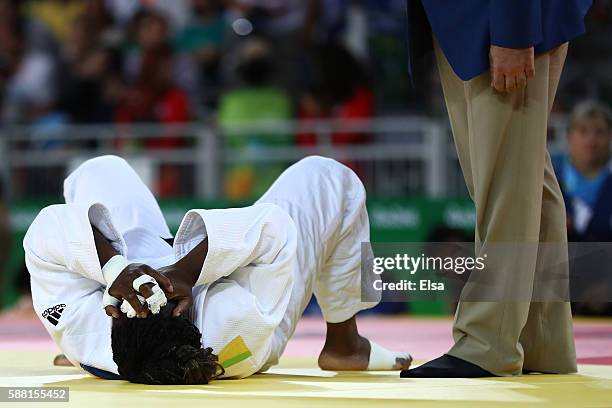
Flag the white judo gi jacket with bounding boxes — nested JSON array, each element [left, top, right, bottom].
[[24, 155, 373, 380]]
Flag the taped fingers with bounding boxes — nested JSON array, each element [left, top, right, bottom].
[[145, 267, 173, 293], [146, 285, 168, 314], [132, 274, 168, 314], [104, 265, 169, 318], [103, 289, 121, 318], [123, 292, 147, 318], [119, 291, 167, 317], [132, 274, 157, 292], [117, 275, 168, 318], [120, 295, 146, 318]]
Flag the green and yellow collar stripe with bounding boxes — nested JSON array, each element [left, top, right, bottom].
[[219, 336, 253, 369]]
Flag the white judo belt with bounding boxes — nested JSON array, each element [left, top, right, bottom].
[[101, 256, 168, 317]]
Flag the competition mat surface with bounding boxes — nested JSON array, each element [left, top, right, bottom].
[[1, 315, 611, 407]]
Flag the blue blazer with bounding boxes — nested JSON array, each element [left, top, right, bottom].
[[407, 0, 592, 81]]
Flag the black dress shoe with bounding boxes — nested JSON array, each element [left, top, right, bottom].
[[400, 354, 496, 378]]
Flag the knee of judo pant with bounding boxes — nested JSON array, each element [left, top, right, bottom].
[[63, 155, 134, 201], [66, 155, 131, 183], [296, 155, 344, 172], [296, 156, 365, 197], [79, 155, 130, 173]]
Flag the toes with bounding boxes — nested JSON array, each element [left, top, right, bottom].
[[393, 355, 413, 370], [53, 354, 74, 367]]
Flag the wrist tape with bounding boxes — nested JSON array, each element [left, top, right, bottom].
[[102, 255, 131, 287]]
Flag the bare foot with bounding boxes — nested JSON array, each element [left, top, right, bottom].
[[318, 317, 413, 371], [53, 354, 73, 367], [318, 336, 412, 371], [318, 334, 371, 371]]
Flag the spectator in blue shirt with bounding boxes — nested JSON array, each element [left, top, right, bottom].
[[554, 100, 612, 316], [554, 100, 612, 242]]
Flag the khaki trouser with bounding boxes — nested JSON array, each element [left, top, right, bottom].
[[434, 39, 577, 376]]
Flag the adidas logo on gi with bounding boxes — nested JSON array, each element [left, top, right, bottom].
[[42, 304, 66, 326]]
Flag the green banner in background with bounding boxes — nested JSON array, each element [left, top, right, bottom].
[[2, 197, 475, 314]]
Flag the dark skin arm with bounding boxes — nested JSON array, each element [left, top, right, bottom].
[[159, 238, 209, 317], [92, 226, 120, 267]]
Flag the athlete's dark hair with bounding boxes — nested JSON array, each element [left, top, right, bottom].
[[111, 301, 224, 384]]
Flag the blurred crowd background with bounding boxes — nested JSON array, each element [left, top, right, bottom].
[[0, 0, 611, 317], [0, 0, 406, 126], [1, 0, 610, 131]]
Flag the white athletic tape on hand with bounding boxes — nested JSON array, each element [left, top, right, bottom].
[[146, 285, 167, 315], [119, 275, 168, 317], [120, 295, 145, 318], [102, 288, 121, 308], [101, 255, 131, 286], [132, 274, 168, 314], [132, 274, 157, 292]]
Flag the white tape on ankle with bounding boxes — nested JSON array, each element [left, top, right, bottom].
[[367, 340, 412, 371]]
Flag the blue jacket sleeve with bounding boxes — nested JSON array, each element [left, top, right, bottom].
[[490, 0, 543, 48]]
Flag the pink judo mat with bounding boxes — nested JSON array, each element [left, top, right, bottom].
[[1, 314, 610, 365]]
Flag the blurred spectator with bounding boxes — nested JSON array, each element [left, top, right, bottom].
[[123, 9, 171, 82], [218, 38, 292, 200], [59, 46, 120, 123], [125, 9, 199, 114], [226, 0, 309, 37], [554, 100, 612, 241], [0, 19, 60, 124], [26, 0, 85, 45], [57, 14, 121, 123], [82, 0, 125, 46], [556, 0, 612, 111], [116, 45, 192, 197], [175, 0, 229, 110], [554, 100, 612, 316], [104, 0, 190, 32], [116, 46, 191, 134], [0, 176, 10, 308], [226, 0, 319, 100], [104, 0, 141, 27], [297, 43, 374, 146], [364, 0, 420, 113], [150, 0, 191, 33], [309, 0, 349, 45], [0, 0, 55, 53]]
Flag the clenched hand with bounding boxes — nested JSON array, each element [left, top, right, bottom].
[[104, 264, 173, 318], [489, 45, 535, 93]]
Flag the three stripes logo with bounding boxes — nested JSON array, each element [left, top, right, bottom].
[[42, 304, 66, 326]]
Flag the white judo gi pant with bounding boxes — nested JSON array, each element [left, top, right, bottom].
[[257, 156, 376, 363], [63, 155, 375, 366]]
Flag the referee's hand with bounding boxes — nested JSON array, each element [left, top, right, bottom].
[[489, 45, 535, 93]]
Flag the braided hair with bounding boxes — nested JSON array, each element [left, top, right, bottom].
[[111, 301, 225, 384]]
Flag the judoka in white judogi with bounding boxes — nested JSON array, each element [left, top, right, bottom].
[[24, 155, 406, 379]]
